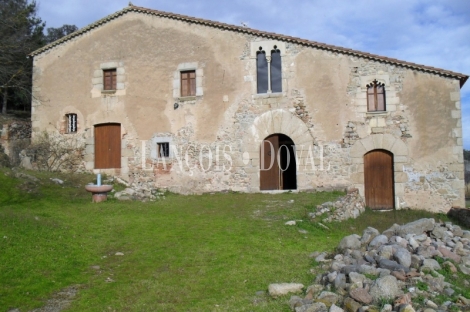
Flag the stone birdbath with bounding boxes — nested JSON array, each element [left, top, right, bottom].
[[85, 174, 113, 203]]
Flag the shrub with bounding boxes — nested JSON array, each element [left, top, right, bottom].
[[23, 131, 85, 172]]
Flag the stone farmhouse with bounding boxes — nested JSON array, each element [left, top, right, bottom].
[[29, 4, 468, 211]]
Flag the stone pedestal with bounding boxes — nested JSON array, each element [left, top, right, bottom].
[[85, 185, 113, 203]]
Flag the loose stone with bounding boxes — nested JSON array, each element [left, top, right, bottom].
[[268, 283, 304, 297]]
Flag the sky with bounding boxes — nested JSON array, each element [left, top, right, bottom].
[[36, 0, 470, 149]]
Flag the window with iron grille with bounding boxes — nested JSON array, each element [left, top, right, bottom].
[[157, 142, 170, 158], [66, 113, 77, 133], [180, 70, 196, 97], [367, 80, 386, 112], [103, 69, 117, 90]]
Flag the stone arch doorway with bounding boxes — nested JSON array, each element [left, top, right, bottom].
[[260, 133, 297, 190], [94, 123, 121, 169], [364, 149, 394, 210]]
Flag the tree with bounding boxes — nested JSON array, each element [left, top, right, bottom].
[[45, 24, 78, 44], [0, 0, 45, 114], [464, 149, 470, 162]]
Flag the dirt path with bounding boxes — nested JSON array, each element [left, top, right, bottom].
[[29, 285, 80, 312]]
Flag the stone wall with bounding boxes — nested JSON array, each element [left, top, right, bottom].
[[0, 120, 31, 166]]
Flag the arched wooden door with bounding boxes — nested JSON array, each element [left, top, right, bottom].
[[364, 149, 394, 210], [94, 123, 121, 169], [260, 134, 297, 190]]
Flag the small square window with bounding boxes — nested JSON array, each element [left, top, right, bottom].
[[180, 70, 196, 97], [157, 142, 170, 158], [103, 69, 117, 90], [66, 113, 77, 133]]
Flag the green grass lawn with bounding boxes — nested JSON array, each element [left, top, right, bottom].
[[0, 168, 465, 311]]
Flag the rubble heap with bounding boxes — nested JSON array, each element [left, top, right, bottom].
[[272, 218, 470, 312]]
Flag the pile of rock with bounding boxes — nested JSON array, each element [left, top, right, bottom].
[[309, 188, 365, 223], [112, 187, 165, 201], [270, 218, 470, 312]]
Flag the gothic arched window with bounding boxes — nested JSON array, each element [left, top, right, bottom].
[[256, 48, 268, 94], [270, 46, 282, 93], [256, 46, 282, 94], [367, 80, 386, 112]]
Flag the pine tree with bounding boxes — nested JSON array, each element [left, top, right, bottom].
[[45, 24, 78, 44]]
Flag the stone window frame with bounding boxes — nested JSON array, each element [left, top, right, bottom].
[[91, 62, 126, 98], [173, 62, 203, 101], [58, 107, 84, 135], [354, 75, 400, 118], [250, 41, 286, 96], [151, 136, 173, 160]]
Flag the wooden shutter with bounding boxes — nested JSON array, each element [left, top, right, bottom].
[[367, 82, 386, 112], [181, 70, 196, 97], [260, 135, 280, 190], [189, 71, 196, 96], [376, 85, 385, 111], [367, 86, 376, 111], [364, 150, 394, 210], [103, 69, 116, 90], [94, 123, 121, 169]]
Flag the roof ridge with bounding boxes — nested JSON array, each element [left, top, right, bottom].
[[30, 5, 468, 87]]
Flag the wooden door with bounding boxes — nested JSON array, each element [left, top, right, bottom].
[[94, 123, 121, 169], [364, 150, 394, 210], [260, 135, 280, 190]]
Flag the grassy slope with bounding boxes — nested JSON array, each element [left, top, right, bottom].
[[0, 168, 465, 311]]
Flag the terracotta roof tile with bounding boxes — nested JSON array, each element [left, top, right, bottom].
[[30, 4, 468, 87]]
